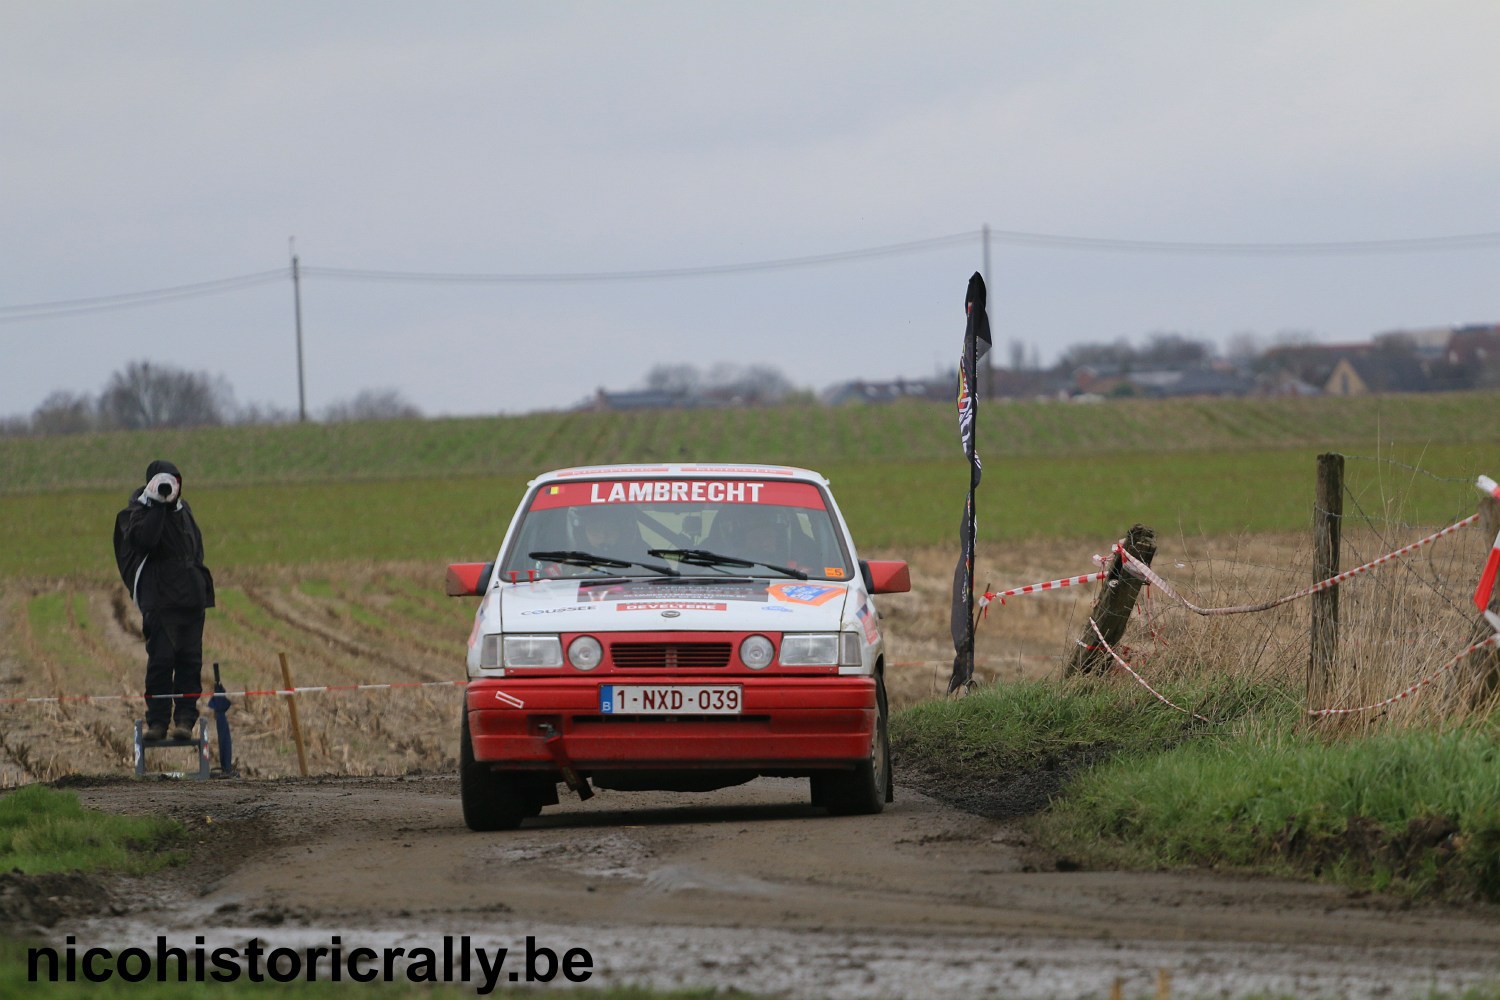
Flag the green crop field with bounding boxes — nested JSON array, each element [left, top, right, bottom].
[[2, 392, 1497, 577], [2, 391, 1498, 492]]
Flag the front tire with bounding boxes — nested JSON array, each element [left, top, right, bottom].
[[813, 674, 891, 816], [460, 712, 527, 831]]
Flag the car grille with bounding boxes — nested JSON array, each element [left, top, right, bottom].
[[610, 642, 733, 669]]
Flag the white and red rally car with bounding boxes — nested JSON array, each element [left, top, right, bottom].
[[447, 463, 911, 830]]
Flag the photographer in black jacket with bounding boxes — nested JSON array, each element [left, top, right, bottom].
[[112, 460, 215, 743]]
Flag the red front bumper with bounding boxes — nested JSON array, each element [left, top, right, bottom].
[[465, 675, 876, 770]]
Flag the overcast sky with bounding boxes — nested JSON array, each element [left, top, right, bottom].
[[4, 1, 1499, 419]]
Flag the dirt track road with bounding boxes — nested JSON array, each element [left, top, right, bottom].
[[37, 774, 1500, 999]]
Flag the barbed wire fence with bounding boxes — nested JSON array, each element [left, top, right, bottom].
[[959, 456, 1500, 728]]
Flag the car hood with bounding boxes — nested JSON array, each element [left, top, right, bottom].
[[498, 577, 852, 632]]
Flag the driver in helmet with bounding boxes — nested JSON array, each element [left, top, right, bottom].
[[709, 506, 789, 566], [575, 504, 636, 556]]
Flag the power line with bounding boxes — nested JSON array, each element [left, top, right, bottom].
[[984, 228, 1500, 256], [0, 269, 289, 323], [298, 228, 1500, 285], [300, 231, 982, 284], [4, 225, 1500, 319]]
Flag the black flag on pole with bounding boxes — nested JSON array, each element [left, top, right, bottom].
[[949, 271, 991, 693]]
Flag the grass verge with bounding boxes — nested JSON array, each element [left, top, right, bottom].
[[1034, 726, 1500, 901], [891, 676, 1293, 778], [892, 683, 1500, 901], [0, 784, 184, 875]]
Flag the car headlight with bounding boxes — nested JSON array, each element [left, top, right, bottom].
[[778, 633, 840, 666], [739, 634, 774, 669], [568, 635, 603, 670], [480, 634, 501, 668], [502, 635, 563, 668]]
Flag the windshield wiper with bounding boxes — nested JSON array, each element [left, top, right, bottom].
[[528, 550, 679, 577], [647, 548, 807, 580]]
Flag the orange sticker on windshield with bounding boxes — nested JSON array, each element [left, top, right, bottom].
[[824, 567, 845, 578]]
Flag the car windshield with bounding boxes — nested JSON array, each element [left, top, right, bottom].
[[501, 477, 854, 582]]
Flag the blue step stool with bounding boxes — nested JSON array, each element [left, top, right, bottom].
[[133, 719, 211, 780]]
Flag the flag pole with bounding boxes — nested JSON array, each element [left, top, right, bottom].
[[949, 272, 990, 693]]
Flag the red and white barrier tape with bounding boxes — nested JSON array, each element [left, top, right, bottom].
[[977, 569, 1109, 613], [1086, 618, 1210, 723], [1308, 611, 1500, 717], [1119, 513, 1482, 617], [0, 679, 468, 706]]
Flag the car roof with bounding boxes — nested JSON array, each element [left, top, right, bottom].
[[529, 463, 829, 487]]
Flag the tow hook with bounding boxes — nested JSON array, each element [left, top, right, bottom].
[[538, 722, 593, 801]]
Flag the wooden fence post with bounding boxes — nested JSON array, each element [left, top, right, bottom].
[[1308, 452, 1343, 709], [278, 651, 310, 777], [1068, 523, 1156, 676]]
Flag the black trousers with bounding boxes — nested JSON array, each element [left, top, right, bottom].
[[142, 608, 205, 728]]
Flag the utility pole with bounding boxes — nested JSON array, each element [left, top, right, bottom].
[[982, 223, 993, 398], [291, 239, 306, 422]]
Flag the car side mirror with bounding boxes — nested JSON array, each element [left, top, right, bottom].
[[860, 559, 911, 595], [445, 561, 494, 597]]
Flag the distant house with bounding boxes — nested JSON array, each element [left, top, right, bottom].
[[1323, 355, 1432, 395], [1070, 364, 1128, 396], [583, 388, 698, 412], [1071, 364, 1253, 399], [1262, 342, 1372, 389], [1152, 368, 1257, 397], [1446, 324, 1500, 370], [1375, 326, 1451, 361], [1444, 324, 1500, 390], [988, 367, 1068, 400], [819, 377, 945, 406], [1255, 370, 1323, 397]]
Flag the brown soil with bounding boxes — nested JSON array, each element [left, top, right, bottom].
[[6, 536, 1500, 996], [0, 773, 1489, 998]]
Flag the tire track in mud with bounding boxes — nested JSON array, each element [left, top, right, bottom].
[[281, 575, 461, 665], [104, 585, 143, 647], [241, 585, 450, 684], [2, 585, 57, 783], [54, 589, 140, 773], [215, 586, 458, 777], [0, 583, 141, 782]]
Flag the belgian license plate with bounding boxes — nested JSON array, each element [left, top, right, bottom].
[[600, 684, 742, 715]]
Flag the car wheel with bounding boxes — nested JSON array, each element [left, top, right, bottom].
[[459, 712, 527, 831], [517, 775, 555, 817], [813, 674, 890, 816]]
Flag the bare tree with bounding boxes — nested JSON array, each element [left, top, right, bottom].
[[638, 363, 798, 405], [734, 364, 794, 404], [1057, 338, 1135, 371], [321, 388, 422, 423], [97, 361, 231, 430], [31, 390, 96, 435], [701, 363, 795, 404], [233, 401, 297, 425], [1225, 330, 1263, 365], [643, 365, 701, 396], [1137, 332, 1211, 368]]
